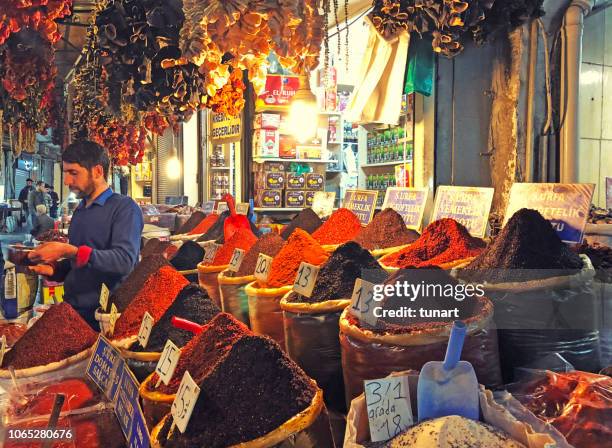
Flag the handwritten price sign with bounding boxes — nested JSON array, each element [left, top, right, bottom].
[[364, 375, 413, 443], [171, 371, 201, 433], [254, 253, 273, 283], [137, 312, 154, 348], [155, 340, 181, 386], [292, 262, 320, 298], [350, 279, 378, 327], [227, 248, 245, 273]]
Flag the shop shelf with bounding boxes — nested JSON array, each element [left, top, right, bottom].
[[253, 158, 332, 164], [209, 166, 232, 170], [361, 160, 412, 168]]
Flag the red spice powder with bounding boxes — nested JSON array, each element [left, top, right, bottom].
[[2, 303, 97, 370], [113, 266, 188, 338], [380, 218, 485, 268], [208, 227, 258, 266], [312, 208, 362, 245], [188, 214, 219, 235], [265, 228, 328, 288], [152, 313, 252, 394]]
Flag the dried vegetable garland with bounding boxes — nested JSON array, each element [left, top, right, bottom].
[[0, 0, 72, 46]]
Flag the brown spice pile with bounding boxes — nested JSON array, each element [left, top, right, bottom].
[[280, 208, 322, 240], [354, 208, 420, 250], [235, 233, 285, 277]]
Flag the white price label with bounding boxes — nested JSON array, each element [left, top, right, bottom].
[[99, 283, 110, 312], [108, 303, 119, 336], [254, 253, 273, 283], [203, 243, 219, 264], [216, 202, 228, 214], [137, 312, 154, 348], [292, 262, 320, 298], [171, 371, 201, 433], [0, 335, 6, 367], [350, 279, 378, 327], [364, 375, 413, 443], [236, 202, 250, 215], [227, 248, 245, 273], [155, 340, 181, 386]]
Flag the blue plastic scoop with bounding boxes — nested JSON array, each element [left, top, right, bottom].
[[417, 321, 479, 421]]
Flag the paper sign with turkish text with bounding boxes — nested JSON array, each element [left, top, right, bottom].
[[432, 186, 494, 238], [383, 187, 429, 230], [343, 190, 378, 226]]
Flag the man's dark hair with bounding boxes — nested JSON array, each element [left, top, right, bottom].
[[62, 140, 110, 178], [26, 178, 33, 182], [45, 184, 52, 189], [36, 180, 44, 187]]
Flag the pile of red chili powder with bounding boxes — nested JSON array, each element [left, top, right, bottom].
[[380, 218, 485, 268], [264, 228, 329, 288], [312, 208, 362, 245], [187, 213, 219, 235], [113, 266, 188, 339], [354, 208, 420, 250], [175, 211, 206, 234], [206, 227, 258, 266], [2, 303, 97, 370]]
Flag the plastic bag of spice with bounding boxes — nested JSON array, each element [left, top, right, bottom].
[[217, 269, 253, 325], [245, 281, 292, 348]]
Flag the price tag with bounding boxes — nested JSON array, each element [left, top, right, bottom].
[[0, 335, 7, 366], [202, 201, 215, 214], [227, 248, 245, 273], [137, 312, 154, 348], [216, 202, 228, 214], [155, 340, 181, 386], [171, 371, 201, 433], [364, 375, 413, 443], [108, 303, 119, 336], [236, 202, 250, 215], [350, 279, 378, 327], [292, 262, 320, 298], [99, 283, 109, 312], [203, 243, 219, 264], [254, 253, 273, 283]]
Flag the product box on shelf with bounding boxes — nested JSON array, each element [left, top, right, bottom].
[[252, 161, 285, 173], [254, 113, 281, 130], [296, 145, 322, 160], [286, 173, 306, 190], [305, 191, 316, 207], [305, 173, 324, 191], [255, 171, 285, 190], [255, 189, 283, 208], [285, 191, 306, 208], [279, 115, 290, 135], [279, 135, 296, 159], [253, 129, 280, 158]]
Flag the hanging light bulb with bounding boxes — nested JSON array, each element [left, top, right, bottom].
[[287, 76, 318, 143]]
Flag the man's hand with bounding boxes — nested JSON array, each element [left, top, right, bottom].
[[28, 242, 78, 264], [29, 264, 55, 276]]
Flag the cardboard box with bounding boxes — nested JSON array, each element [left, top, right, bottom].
[[279, 115, 291, 135], [305, 191, 316, 207], [285, 191, 306, 208], [279, 135, 296, 159], [286, 173, 306, 190], [42, 281, 64, 304], [296, 145, 322, 160], [252, 161, 285, 173], [306, 173, 324, 191], [254, 113, 281, 130], [255, 171, 285, 190], [253, 129, 280, 158], [255, 189, 283, 208]]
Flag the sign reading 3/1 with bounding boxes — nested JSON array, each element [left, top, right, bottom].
[[364, 375, 413, 443], [227, 248, 245, 273], [292, 262, 320, 298], [254, 253, 273, 283], [171, 371, 201, 433], [156, 340, 181, 386]]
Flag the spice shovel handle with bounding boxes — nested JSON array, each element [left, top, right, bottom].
[[223, 193, 237, 217], [171, 316, 203, 334], [443, 321, 466, 370]]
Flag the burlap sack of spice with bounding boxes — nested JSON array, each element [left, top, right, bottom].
[[281, 292, 351, 413], [150, 384, 336, 448], [197, 262, 228, 308], [139, 373, 176, 431], [245, 282, 292, 348], [217, 270, 254, 326], [339, 301, 503, 408], [458, 255, 601, 381]]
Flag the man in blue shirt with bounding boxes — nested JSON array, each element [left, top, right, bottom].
[[29, 141, 144, 328]]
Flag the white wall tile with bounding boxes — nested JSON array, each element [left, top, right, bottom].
[[584, 11, 605, 64], [579, 139, 601, 205], [600, 140, 612, 207], [605, 7, 612, 66], [603, 66, 612, 139], [580, 63, 603, 139]]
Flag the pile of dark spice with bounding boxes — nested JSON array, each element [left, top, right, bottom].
[[287, 242, 388, 304], [381, 219, 485, 268], [354, 208, 420, 250], [280, 208, 322, 240], [578, 240, 612, 283], [159, 335, 316, 448], [461, 208, 584, 283], [152, 313, 252, 394], [235, 233, 285, 277], [113, 266, 189, 339], [141, 238, 172, 259], [2, 303, 98, 369], [170, 241, 204, 271], [130, 284, 220, 352], [108, 254, 171, 312], [197, 211, 229, 242], [35, 229, 68, 243], [175, 211, 206, 234]]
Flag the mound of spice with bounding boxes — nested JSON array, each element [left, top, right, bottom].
[[159, 335, 316, 448], [354, 208, 420, 250], [140, 238, 172, 259], [264, 228, 329, 288], [2, 303, 97, 370], [280, 208, 323, 240], [187, 213, 218, 235], [130, 284, 220, 353], [207, 227, 257, 266], [113, 266, 189, 339], [197, 211, 229, 242], [153, 313, 252, 394], [109, 255, 171, 312], [170, 241, 205, 271], [312, 208, 362, 245], [235, 233, 285, 277], [462, 208, 584, 283], [287, 242, 388, 304], [380, 219, 485, 268], [578, 240, 612, 283], [175, 211, 206, 234]]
